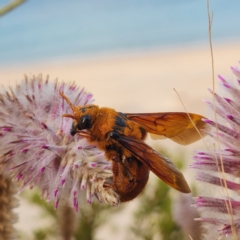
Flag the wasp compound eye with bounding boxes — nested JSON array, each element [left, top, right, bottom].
[[77, 115, 91, 130]]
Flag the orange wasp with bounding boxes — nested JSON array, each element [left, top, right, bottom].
[[60, 91, 206, 202]]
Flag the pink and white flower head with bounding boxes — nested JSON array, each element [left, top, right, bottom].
[[192, 62, 240, 238], [0, 75, 119, 211]]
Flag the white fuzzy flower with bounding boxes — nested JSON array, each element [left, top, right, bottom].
[[0, 75, 119, 211]]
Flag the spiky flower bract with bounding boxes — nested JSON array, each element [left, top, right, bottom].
[[192, 63, 240, 239], [0, 75, 119, 211]]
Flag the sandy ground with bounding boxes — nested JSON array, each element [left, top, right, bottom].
[[1, 41, 240, 239], [1, 41, 240, 114]]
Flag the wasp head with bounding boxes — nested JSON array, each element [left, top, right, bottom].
[[59, 91, 99, 136]]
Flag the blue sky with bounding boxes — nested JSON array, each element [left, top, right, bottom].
[[0, 0, 239, 65]]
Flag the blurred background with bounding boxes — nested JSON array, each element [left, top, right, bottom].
[[0, 0, 240, 239]]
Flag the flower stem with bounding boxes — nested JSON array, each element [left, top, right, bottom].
[[58, 205, 76, 240], [0, 0, 26, 16], [0, 172, 18, 240]]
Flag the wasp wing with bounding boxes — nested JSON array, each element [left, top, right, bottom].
[[125, 112, 206, 145], [118, 135, 191, 193]]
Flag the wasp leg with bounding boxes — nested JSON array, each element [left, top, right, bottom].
[[104, 143, 122, 162], [104, 131, 121, 161], [77, 130, 91, 139]]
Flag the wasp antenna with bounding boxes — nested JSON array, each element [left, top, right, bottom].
[[62, 113, 75, 119], [59, 91, 78, 112]]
